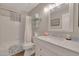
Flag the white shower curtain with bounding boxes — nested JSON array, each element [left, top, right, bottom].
[[0, 9, 21, 55], [24, 16, 32, 44]]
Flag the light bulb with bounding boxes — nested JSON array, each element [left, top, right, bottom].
[[44, 7, 49, 13]]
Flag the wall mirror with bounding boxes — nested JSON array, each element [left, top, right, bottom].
[[75, 3, 79, 32], [48, 3, 74, 32]]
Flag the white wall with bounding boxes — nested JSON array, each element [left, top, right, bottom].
[[29, 4, 49, 35]]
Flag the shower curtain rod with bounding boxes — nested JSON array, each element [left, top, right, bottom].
[[0, 8, 21, 14]]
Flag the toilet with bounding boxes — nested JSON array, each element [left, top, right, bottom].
[[23, 42, 35, 56]]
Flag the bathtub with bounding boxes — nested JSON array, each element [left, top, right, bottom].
[[0, 44, 24, 56]]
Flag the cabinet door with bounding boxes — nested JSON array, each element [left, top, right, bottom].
[[35, 41, 58, 56], [39, 44, 58, 56]]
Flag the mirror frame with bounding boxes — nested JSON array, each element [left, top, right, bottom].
[[48, 3, 74, 32]]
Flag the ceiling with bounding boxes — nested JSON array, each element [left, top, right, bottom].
[[0, 3, 38, 13]]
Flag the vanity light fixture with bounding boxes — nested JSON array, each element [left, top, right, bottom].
[[48, 4, 56, 10], [55, 3, 63, 7]]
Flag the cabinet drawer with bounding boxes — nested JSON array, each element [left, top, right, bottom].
[[36, 39, 79, 56]]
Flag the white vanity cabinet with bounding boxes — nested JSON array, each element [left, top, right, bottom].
[[34, 37, 79, 56], [35, 40, 58, 56]]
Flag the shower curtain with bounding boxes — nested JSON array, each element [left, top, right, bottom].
[[24, 16, 32, 44], [0, 9, 22, 55]]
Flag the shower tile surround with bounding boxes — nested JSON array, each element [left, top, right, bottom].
[[29, 3, 79, 43]]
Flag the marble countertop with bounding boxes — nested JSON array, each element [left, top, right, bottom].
[[35, 36, 79, 53]]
